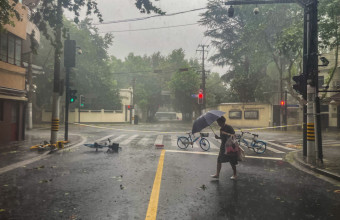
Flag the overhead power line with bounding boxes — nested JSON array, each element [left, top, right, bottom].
[[100, 22, 199, 33], [94, 7, 207, 25]]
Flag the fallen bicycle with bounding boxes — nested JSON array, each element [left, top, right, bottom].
[[84, 138, 121, 152]]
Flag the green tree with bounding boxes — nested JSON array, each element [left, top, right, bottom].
[[0, 0, 22, 31], [169, 68, 200, 121], [205, 72, 228, 107], [319, 0, 340, 99], [200, 1, 301, 103], [33, 19, 121, 110]]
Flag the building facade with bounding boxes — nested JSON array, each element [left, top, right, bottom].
[[0, 2, 28, 143]]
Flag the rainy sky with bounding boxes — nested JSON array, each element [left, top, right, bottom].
[[67, 0, 228, 75]]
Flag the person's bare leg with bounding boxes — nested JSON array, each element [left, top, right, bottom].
[[212, 162, 221, 178], [230, 163, 237, 179]]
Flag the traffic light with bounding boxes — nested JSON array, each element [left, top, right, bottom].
[[292, 74, 306, 95], [80, 95, 85, 107], [280, 100, 285, 106], [198, 90, 203, 104], [64, 40, 76, 67], [127, 105, 134, 110], [69, 89, 77, 103]]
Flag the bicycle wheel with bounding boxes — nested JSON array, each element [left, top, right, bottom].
[[177, 137, 189, 149], [239, 139, 248, 148], [199, 138, 210, 151], [254, 141, 266, 154]]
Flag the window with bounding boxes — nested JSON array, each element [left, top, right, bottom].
[[8, 35, 15, 64], [0, 33, 22, 66], [229, 110, 242, 119], [244, 110, 259, 120], [0, 33, 7, 61], [15, 38, 21, 66], [318, 76, 324, 89]]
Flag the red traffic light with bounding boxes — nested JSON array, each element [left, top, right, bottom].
[[280, 100, 285, 106], [198, 93, 203, 99]]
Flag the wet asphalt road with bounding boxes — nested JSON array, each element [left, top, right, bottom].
[[0, 122, 340, 220]]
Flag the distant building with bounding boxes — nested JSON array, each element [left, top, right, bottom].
[[0, 0, 40, 143], [319, 50, 340, 129]]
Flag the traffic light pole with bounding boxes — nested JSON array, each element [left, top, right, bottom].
[[64, 66, 70, 141]]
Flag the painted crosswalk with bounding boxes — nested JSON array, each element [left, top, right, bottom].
[[120, 134, 139, 145], [99, 134, 337, 154]]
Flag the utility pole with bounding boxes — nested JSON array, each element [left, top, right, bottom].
[[51, 0, 63, 144], [196, 44, 209, 114], [131, 77, 136, 124]]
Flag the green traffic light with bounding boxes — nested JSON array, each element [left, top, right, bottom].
[[70, 98, 74, 103]]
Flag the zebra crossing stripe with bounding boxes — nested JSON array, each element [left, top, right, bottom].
[[154, 135, 163, 146], [95, 134, 114, 142], [120, 135, 139, 145], [138, 135, 150, 145], [209, 139, 220, 150], [171, 136, 177, 147], [111, 134, 127, 142]]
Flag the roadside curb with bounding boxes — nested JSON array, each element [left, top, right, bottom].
[[289, 150, 340, 182]]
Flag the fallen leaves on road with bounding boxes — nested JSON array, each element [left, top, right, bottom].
[[120, 184, 125, 190], [334, 190, 340, 194], [198, 184, 207, 190], [0, 209, 5, 212], [39, 179, 53, 183], [34, 165, 45, 170]]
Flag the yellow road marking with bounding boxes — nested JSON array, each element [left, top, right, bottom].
[[145, 149, 165, 220]]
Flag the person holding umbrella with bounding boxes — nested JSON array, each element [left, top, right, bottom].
[[211, 116, 237, 180]]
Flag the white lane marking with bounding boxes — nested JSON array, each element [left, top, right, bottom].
[[120, 134, 139, 145], [165, 150, 283, 160], [171, 135, 177, 147], [266, 146, 285, 154], [111, 134, 126, 142], [154, 135, 163, 146], [264, 140, 295, 151], [138, 135, 150, 145]]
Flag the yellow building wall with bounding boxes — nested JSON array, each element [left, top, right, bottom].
[[0, 61, 26, 90], [216, 103, 273, 128], [4, 1, 28, 40]]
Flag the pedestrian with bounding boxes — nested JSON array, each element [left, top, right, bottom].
[[211, 116, 238, 180]]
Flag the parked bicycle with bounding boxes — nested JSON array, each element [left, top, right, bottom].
[[236, 130, 266, 154], [177, 132, 210, 151]]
